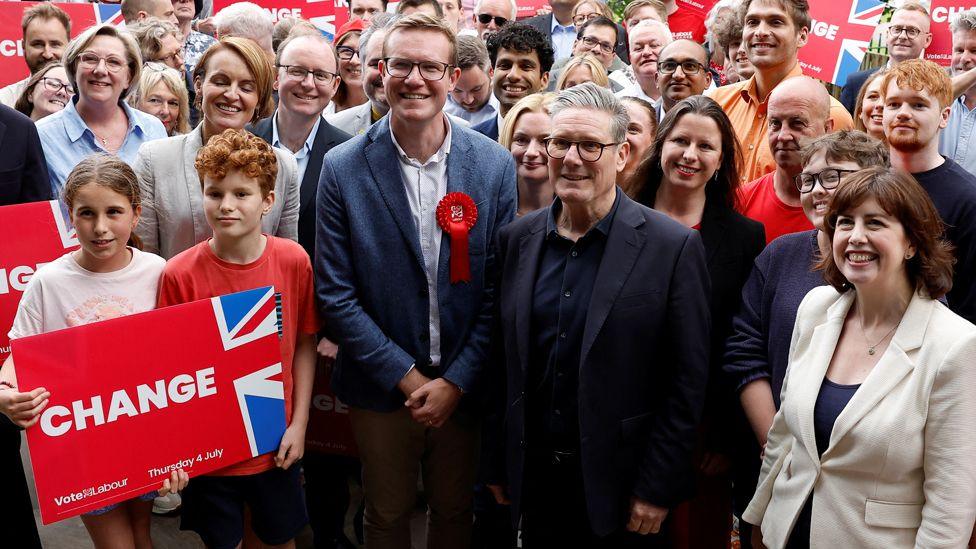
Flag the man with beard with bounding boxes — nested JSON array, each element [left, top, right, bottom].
[[706, 0, 851, 183], [444, 35, 499, 126], [0, 3, 70, 108], [654, 39, 712, 120], [882, 59, 976, 324], [737, 76, 832, 243], [839, 2, 931, 114], [940, 10, 976, 176], [473, 23, 553, 140]]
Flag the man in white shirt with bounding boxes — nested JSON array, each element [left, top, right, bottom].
[[616, 19, 672, 103], [0, 4, 70, 108], [445, 35, 499, 126]]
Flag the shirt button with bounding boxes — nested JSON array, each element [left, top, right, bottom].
[[748, 144, 755, 150], [571, 251, 578, 257], [560, 332, 567, 339], [563, 290, 572, 298], [554, 409, 561, 416]]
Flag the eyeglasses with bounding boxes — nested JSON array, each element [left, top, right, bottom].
[[156, 48, 184, 66], [78, 52, 127, 73], [477, 13, 509, 27], [39, 77, 74, 95], [383, 57, 453, 81], [658, 60, 706, 75], [572, 13, 599, 25], [543, 137, 621, 162], [794, 168, 859, 193], [887, 25, 923, 39], [336, 45, 360, 60], [278, 64, 338, 84], [580, 36, 615, 55]]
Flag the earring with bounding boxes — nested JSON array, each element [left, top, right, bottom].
[[905, 252, 914, 260]]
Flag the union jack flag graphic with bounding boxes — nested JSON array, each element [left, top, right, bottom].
[[93, 3, 126, 26], [51, 200, 78, 250], [802, 0, 887, 86], [210, 286, 281, 352], [234, 363, 286, 457]]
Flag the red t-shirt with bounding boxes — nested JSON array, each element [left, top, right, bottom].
[[669, 8, 707, 43], [736, 172, 813, 244], [157, 235, 319, 476]]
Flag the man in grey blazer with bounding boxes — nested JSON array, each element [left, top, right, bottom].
[[316, 14, 516, 549]]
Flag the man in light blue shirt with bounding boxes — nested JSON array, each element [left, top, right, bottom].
[[444, 35, 500, 126], [940, 9, 976, 176], [522, 0, 583, 61]]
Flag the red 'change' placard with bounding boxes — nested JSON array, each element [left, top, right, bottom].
[[14, 286, 287, 524], [0, 200, 79, 364]]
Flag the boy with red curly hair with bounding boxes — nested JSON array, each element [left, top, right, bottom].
[[157, 129, 317, 549]]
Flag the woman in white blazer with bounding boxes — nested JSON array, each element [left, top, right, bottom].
[[744, 167, 976, 549], [134, 36, 299, 259]]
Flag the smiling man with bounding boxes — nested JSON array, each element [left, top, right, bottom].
[[706, 0, 852, 183], [881, 59, 976, 324], [654, 39, 711, 120], [0, 3, 71, 108], [839, 2, 932, 113], [617, 19, 672, 103], [473, 22, 554, 140], [473, 0, 517, 40], [445, 35, 499, 126], [940, 10, 976, 176], [317, 13, 516, 549]]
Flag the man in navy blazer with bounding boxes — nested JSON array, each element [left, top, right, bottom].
[[316, 14, 516, 548], [485, 84, 710, 546], [0, 104, 51, 206]]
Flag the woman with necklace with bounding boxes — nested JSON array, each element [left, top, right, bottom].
[[743, 167, 976, 548], [36, 24, 168, 198], [133, 37, 299, 260]]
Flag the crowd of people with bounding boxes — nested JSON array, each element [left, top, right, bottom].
[[3, 0, 976, 548]]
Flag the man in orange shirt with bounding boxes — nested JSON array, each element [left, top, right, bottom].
[[705, 0, 852, 183], [737, 76, 833, 243]]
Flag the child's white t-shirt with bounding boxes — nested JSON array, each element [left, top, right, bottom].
[[8, 248, 166, 340]]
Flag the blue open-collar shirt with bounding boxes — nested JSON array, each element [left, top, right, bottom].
[[36, 95, 167, 198], [939, 95, 976, 177]]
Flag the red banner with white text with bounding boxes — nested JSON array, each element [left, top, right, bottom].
[[927, 1, 976, 66], [798, 0, 886, 86], [15, 286, 286, 524], [305, 360, 357, 457], [0, 200, 79, 364]]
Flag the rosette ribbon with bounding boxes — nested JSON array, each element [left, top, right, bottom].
[[436, 192, 478, 283]]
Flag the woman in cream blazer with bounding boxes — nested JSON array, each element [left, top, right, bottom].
[[744, 168, 976, 549], [133, 36, 299, 259]]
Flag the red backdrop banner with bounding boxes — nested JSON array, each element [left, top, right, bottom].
[[0, 200, 79, 364], [15, 286, 286, 524], [799, 0, 886, 86], [927, 1, 976, 66]]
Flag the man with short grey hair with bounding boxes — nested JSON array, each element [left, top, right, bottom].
[[473, 0, 516, 40], [214, 1, 274, 59], [617, 19, 672, 103], [444, 35, 498, 125], [486, 82, 710, 547], [941, 9, 976, 176]]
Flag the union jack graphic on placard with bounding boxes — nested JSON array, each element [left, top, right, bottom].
[[801, 0, 887, 86], [211, 286, 280, 351], [94, 3, 126, 26], [234, 363, 287, 456], [50, 201, 78, 250]]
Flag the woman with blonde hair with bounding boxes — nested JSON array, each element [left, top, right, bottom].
[[499, 93, 556, 216], [554, 54, 609, 91], [128, 62, 190, 136]]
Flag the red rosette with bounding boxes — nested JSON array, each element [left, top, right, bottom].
[[436, 192, 478, 283]]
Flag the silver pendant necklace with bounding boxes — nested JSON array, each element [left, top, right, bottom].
[[857, 314, 899, 356]]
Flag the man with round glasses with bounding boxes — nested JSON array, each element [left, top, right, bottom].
[[317, 13, 516, 549], [840, 1, 932, 113], [486, 82, 710, 547], [654, 39, 712, 121]]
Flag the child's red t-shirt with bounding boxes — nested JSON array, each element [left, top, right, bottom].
[[157, 235, 319, 476]]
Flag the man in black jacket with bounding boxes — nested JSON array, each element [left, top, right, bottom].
[[0, 105, 51, 206]]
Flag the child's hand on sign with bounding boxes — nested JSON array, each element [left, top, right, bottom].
[[158, 469, 189, 496], [0, 385, 50, 429]]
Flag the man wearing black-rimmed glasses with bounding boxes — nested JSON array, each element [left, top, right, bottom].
[[316, 13, 516, 549], [486, 82, 710, 548], [654, 39, 711, 120]]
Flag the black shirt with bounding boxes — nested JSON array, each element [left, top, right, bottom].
[[527, 191, 620, 451], [912, 157, 976, 323]]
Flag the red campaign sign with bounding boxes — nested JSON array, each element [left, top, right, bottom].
[[14, 286, 286, 524], [0, 3, 126, 89], [213, 0, 340, 38], [927, 2, 976, 66], [0, 200, 79, 364], [515, 0, 549, 20], [798, 0, 886, 86], [305, 361, 357, 457]]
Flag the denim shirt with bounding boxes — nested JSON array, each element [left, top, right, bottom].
[[36, 96, 167, 198]]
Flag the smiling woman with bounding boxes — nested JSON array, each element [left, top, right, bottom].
[[132, 37, 299, 261], [14, 61, 72, 122]]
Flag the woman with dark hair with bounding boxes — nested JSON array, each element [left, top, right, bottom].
[[744, 167, 976, 548], [330, 19, 368, 114], [632, 94, 765, 546], [14, 62, 72, 121]]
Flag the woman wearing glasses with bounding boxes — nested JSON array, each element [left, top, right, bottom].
[[632, 95, 765, 547], [723, 131, 889, 547], [571, 0, 613, 29], [330, 19, 368, 114], [35, 24, 167, 196], [133, 37, 299, 260], [128, 19, 186, 75], [128, 63, 190, 136], [14, 62, 72, 121]]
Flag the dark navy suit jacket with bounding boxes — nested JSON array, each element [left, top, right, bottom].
[[487, 191, 711, 536], [0, 105, 51, 206], [472, 115, 499, 141], [316, 116, 517, 411], [839, 67, 880, 115]]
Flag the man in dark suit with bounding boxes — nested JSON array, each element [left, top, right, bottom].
[[0, 104, 51, 206], [839, 3, 932, 113], [248, 33, 354, 549], [317, 14, 516, 548], [485, 83, 710, 547], [473, 23, 553, 140], [520, 0, 579, 62]]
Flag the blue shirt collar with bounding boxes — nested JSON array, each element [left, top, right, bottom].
[[63, 95, 153, 143], [551, 14, 576, 33]]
